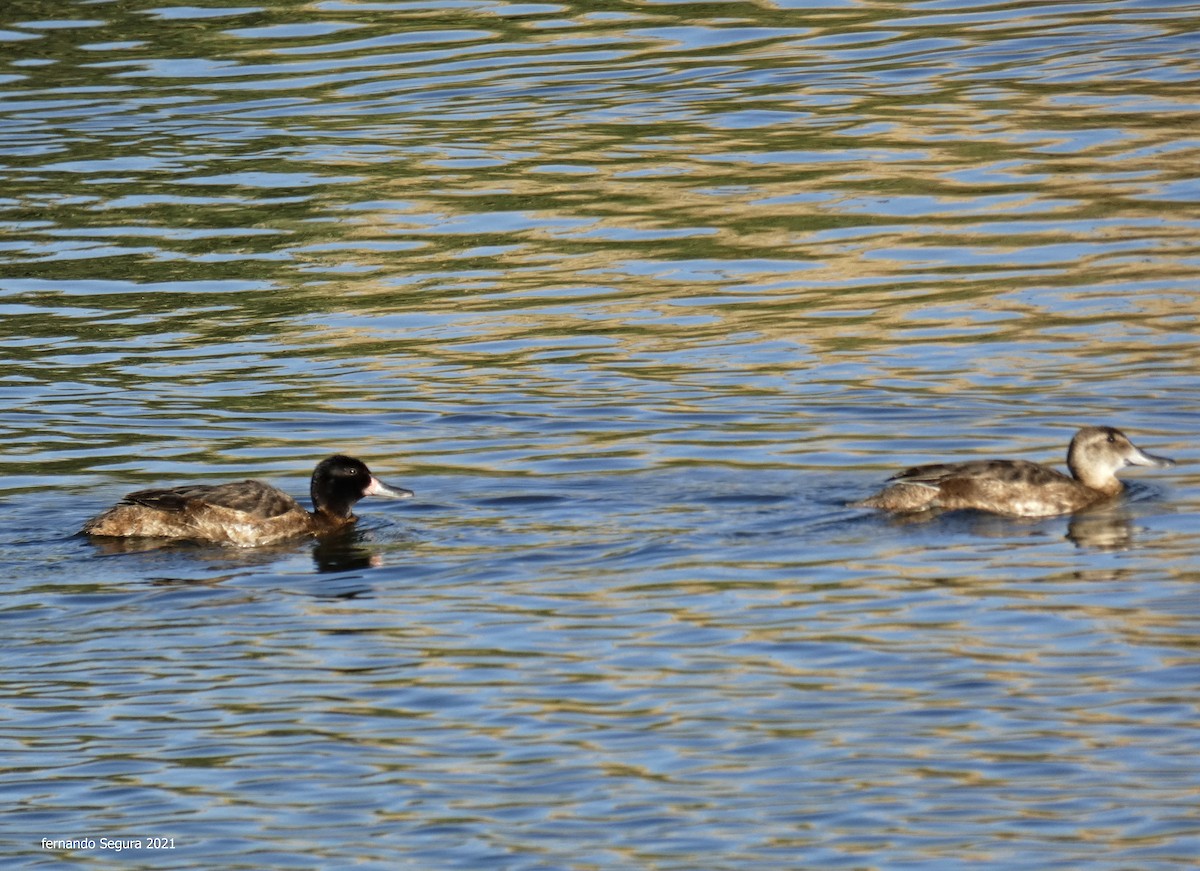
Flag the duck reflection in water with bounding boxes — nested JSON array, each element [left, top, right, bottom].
[[82, 455, 413, 548], [856, 426, 1174, 518]]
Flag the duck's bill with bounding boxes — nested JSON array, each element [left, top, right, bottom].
[[366, 477, 415, 499], [1127, 446, 1175, 469]]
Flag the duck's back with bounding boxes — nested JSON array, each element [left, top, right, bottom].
[[861, 459, 1097, 516], [894, 459, 1069, 488], [82, 479, 314, 546], [121, 480, 300, 517]]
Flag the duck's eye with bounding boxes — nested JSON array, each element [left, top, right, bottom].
[[1106, 433, 1116, 443]]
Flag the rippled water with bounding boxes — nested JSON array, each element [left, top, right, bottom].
[[3, 0, 1199, 867]]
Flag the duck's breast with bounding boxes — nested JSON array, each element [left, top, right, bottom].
[[182, 502, 316, 546]]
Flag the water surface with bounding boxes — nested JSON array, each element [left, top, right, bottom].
[[2, 0, 1199, 868]]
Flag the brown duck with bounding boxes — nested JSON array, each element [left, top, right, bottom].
[[81, 455, 413, 546], [856, 426, 1174, 517]]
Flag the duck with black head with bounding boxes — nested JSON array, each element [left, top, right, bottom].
[[81, 455, 413, 547], [855, 426, 1174, 517]]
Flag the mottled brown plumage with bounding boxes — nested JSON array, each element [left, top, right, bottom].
[[856, 426, 1174, 517], [82, 455, 413, 547]]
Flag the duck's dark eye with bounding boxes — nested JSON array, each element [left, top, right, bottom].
[[1106, 433, 1116, 443]]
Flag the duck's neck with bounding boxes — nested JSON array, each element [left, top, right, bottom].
[[311, 481, 359, 520], [309, 503, 355, 532], [1068, 460, 1122, 495]]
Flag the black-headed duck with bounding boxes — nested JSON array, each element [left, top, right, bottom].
[[856, 426, 1174, 517], [82, 455, 413, 546]]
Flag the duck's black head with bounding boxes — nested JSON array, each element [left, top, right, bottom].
[[310, 455, 414, 519]]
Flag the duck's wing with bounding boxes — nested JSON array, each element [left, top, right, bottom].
[[889, 459, 1071, 488], [887, 462, 964, 489], [121, 480, 301, 519]]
